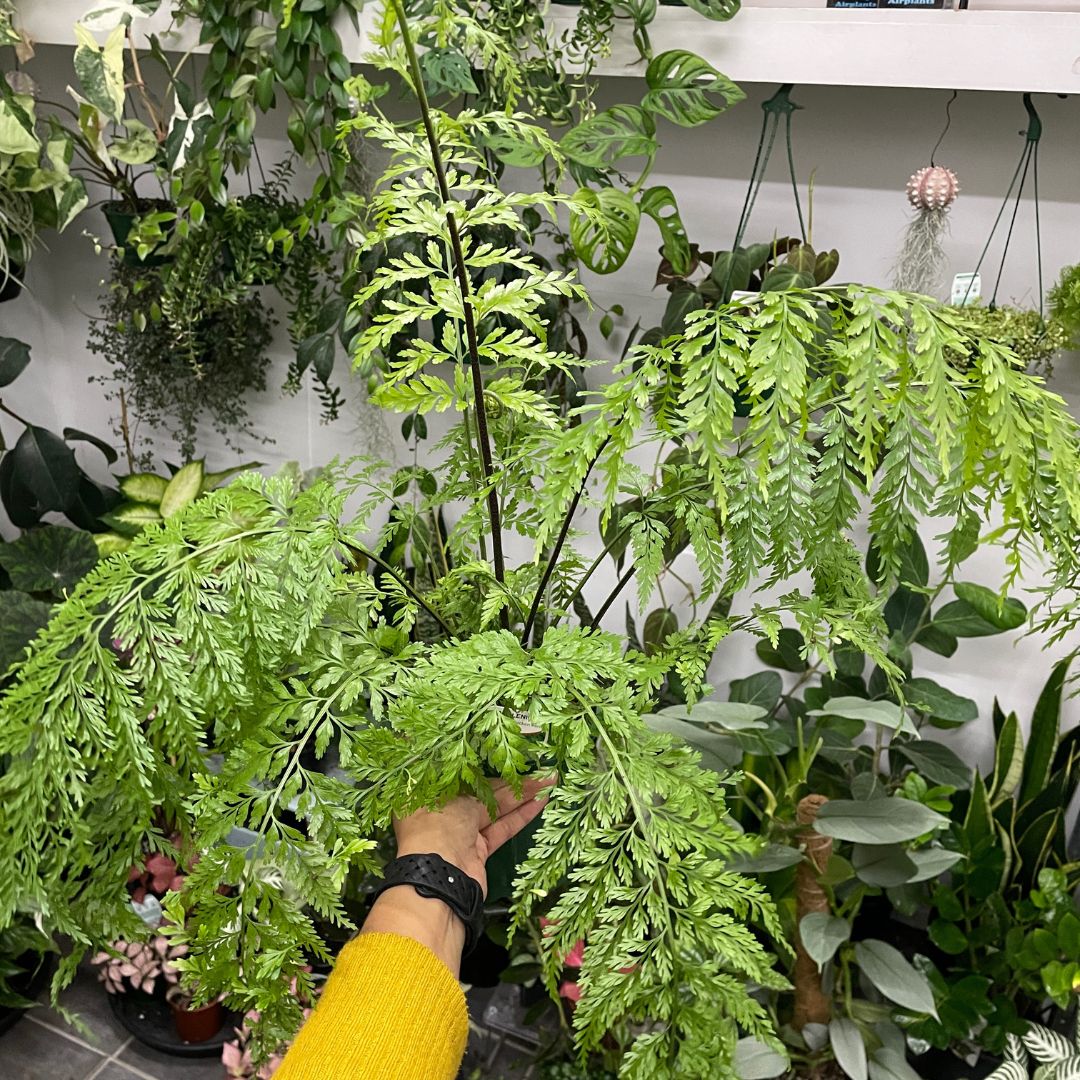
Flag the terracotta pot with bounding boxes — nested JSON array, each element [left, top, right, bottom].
[[166, 986, 223, 1044]]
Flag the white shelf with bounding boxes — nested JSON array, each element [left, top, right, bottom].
[[552, 7, 1080, 94], [14, 2, 1080, 95]]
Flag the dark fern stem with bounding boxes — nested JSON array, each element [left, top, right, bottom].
[[390, 0, 508, 621]]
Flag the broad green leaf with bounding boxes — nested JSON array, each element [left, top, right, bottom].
[[989, 710, 1024, 805], [809, 697, 907, 732], [74, 23, 126, 122], [868, 531, 929, 589], [669, 700, 768, 731], [953, 582, 1027, 631], [682, 0, 741, 20], [0, 590, 53, 673], [569, 187, 640, 275], [560, 105, 656, 171], [914, 624, 958, 658], [0, 97, 38, 156], [101, 502, 163, 536], [111, 118, 158, 165], [928, 918, 968, 955], [868, 1048, 924, 1080], [733, 1037, 788, 1079], [903, 677, 978, 725], [160, 460, 205, 519], [855, 939, 938, 1017], [892, 740, 972, 789], [830, 1018, 869, 1080], [933, 599, 1015, 638], [0, 526, 98, 594], [905, 847, 964, 883], [815, 798, 947, 845], [0, 337, 31, 387], [62, 427, 117, 466], [202, 462, 262, 491], [10, 426, 81, 515], [419, 47, 479, 96], [120, 473, 170, 505], [851, 844, 918, 887], [729, 671, 783, 712], [799, 912, 850, 969], [728, 843, 804, 874], [883, 586, 928, 641], [643, 607, 678, 655], [756, 627, 807, 672], [642, 50, 744, 128], [640, 186, 691, 276], [641, 714, 741, 773], [1019, 657, 1073, 808]]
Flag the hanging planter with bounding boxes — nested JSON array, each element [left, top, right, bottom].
[[102, 200, 175, 268], [0, 263, 23, 303]]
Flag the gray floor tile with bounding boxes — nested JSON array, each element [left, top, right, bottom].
[[118, 1041, 224, 1079], [1, 1016, 106, 1080], [90, 1064, 160, 1080], [35, 967, 130, 1054]]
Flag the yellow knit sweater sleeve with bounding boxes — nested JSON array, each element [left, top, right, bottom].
[[275, 932, 469, 1080]]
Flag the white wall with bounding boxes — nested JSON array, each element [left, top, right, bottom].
[[3, 49, 1078, 764]]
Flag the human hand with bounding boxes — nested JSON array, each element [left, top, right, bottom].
[[394, 777, 553, 898]]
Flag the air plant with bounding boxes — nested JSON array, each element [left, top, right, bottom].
[[893, 164, 961, 298]]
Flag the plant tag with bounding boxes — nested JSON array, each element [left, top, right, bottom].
[[131, 895, 163, 928], [951, 272, 981, 307], [513, 710, 541, 735]]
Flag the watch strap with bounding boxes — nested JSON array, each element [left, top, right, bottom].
[[374, 853, 485, 956]]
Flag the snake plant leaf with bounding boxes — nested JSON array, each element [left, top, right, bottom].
[[1019, 656, 1074, 808], [989, 709, 1025, 805]]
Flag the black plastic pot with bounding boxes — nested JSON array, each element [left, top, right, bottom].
[[0, 264, 25, 303], [108, 985, 237, 1057], [0, 952, 56, 1038], [103, 202, 173, 268]]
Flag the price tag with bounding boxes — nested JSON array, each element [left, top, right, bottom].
[[951, 272, 982, 307]]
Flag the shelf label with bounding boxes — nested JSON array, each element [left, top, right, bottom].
[[828, 0, 945, 7], [951, 272, 982, 307]]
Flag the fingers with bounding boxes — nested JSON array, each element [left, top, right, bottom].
[[481, 790, 549, 855], [490, 774, 557, 818]]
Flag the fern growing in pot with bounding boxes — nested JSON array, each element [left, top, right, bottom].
[[4, 6, 1080, 1079]]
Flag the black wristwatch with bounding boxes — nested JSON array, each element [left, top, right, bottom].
[[373, 853, 485, 956]]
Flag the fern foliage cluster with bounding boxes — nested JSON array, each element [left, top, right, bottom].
[[2, 4, 1080, 1078]]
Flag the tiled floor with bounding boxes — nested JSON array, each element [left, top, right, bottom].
[[4, 965, 545, 1080]]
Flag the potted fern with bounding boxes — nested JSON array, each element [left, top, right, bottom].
[[2, 4, 1080, 1078]]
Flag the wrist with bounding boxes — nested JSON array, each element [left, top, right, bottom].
[[364, 886, 467, 978]]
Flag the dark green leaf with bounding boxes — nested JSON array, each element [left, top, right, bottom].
[[868, 531, 929, 588], [953, 582, 1027, 631], [799, 912, 850, 969], [0, 337, 31, 387], [815, 798, 947, 844], [933, 599, 1013, 638], [10, 426, 80, 515], [855, 939, 938, 1017], [884, 587, 928, 641], [914, 624, 958, 658], [0, 526, 98, 595], [903, 677, 978, 725], [729, 671, 782, 712], [852, 844, 919, 887], [989, 710, 1024, 805], [1019, 656, 1073, 808], [643, 607, 678, 655], [0, 590, 53, 674], [928, 919, 969, 956], [63, 427, 119, 465], [892, 740, 972, 790], [756, 627, 807, 672]]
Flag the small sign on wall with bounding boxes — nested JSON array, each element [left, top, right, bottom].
[[827, 0, 945, 7]]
